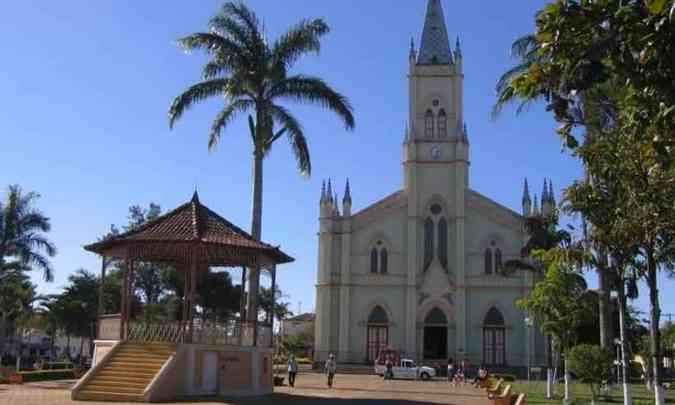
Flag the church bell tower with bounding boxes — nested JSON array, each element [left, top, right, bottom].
[[403, 0, 468, 191]]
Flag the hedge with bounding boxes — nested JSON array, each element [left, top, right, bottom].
[[18, 369, 76, 382], [491, 373, 517, 382]]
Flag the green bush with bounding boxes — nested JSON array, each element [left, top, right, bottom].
[[490, 373, 516, 382], [18, 369, 76, 382], [568, 344, 613, 402]]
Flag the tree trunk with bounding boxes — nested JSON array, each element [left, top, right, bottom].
[[617, 276, 633, 405], [66, 334, 71, 360], [15, 327, 22, 371], [546, 334, 554, 399], [0, 313, 7, 359], [564, 356, 571, 404], [598, 260, 613, 349], [246, 146, 264, 322], [646, 249, 665, 405]]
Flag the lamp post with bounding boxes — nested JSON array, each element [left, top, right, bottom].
[[525, 316, 533, 382]]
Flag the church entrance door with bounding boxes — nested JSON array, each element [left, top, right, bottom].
[[423, 307, 448, 360], [366, 306, 389, 364], [423, 327, 447, 359]]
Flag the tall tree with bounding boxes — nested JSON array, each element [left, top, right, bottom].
[[168, 2, 355, 320], [0, 271, 35, 358], [517, 251, 591, 404], [0, 185, 56, 281]]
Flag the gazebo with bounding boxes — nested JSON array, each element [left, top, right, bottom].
[[72, 192, 293, 401]]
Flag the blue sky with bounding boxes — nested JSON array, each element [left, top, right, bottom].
[[1, 0, 673, 319]]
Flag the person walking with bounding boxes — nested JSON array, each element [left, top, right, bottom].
[[287, 354, 298, 387], [385, 355, 394, 380], [325, 353, 337, 388], [447, 358, 455, 383]]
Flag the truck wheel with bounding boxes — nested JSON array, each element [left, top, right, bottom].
[[420, 372, 430, 381]]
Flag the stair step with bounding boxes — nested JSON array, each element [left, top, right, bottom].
[[76, 390, 144, 402], [113, 354, 171, 361], [85, 378, 149, 387], [105, 361, 164, 369], [98, 369, 158, 377], [84, 384, 146, 394], [87, 375, 152, 385]]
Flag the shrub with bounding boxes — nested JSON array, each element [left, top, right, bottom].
[[567, 344, 613, 403], [18, 369, 76, 382], [490, 373, 516, 382]]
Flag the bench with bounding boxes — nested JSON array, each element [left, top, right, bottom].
[[489, 384, 512, 403]]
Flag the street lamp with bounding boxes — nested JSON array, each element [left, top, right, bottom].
[[525, 316, 534, 381]]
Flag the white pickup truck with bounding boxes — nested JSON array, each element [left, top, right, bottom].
[[375, 359, 436, 380]]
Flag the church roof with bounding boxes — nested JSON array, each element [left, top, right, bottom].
[[417, 0, 453, 65], [352, 190, 406, 223]]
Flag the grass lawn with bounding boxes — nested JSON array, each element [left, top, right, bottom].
[[511, 381, 674, 404]]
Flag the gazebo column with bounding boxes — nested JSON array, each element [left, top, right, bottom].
[[246, 266, 260, 322], [270, 265, 277, 348], [125, 260, 135, 340], [119, 261, 128, 340], [182, 264, 190, 339], [187, 260, 197, 343]]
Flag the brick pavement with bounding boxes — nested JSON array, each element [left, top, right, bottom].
[[0, 373, 491, 405]]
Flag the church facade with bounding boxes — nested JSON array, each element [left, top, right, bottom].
[[314, 0, 547, 369]]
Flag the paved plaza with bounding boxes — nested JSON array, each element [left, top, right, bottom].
[[0, 373, 491, 405]]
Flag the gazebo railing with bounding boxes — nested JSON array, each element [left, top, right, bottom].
[[128, 322, 187, 343], [126, 320, 273, 347]]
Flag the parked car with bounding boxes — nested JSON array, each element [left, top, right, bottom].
[[375, 359, 436, 380]]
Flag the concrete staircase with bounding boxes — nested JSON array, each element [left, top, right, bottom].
[[75, 342, 175, 402]]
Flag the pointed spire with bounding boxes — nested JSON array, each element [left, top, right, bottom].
[[320, 180, 326, 203], [548, 180, 555, 204], [522, 178, 531, 204], [327, 179, 333, 203], [533, 194, 540, 216], [334, 192, 340, 216], [541, 179, 548, 207], [343, 179, 352, 202], [409, 37, 416, 60], [191, 189, 200, 204], [462, 122, 469, 143], [455, 36, 462, 57], [417, 0, 453, 65]]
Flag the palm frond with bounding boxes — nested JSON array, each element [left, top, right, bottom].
[[270, 105, 311, 175], [269, 75, 355, 130], [208, 99, 255, 150], [209, 15, 252, 47], [511, 34, 538, 58], [202, 60, 233, 80], [169, 78, 233, 128], [177, 32, 244, 58], [272, 19, 329, 70], [18, 211, 51, 233], [221, 2, 261, 40]]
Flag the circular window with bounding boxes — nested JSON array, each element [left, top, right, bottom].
[[432, 99, 440, 107], [377, 240, 383, 246], [430, 204, 442, 215]]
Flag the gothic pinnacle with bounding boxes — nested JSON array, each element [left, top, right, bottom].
[[343, 179, 352, 202]]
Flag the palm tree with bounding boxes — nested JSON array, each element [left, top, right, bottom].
[[492, 34, 543, 119], [0, 185, 56, 282], [168, 2, 354, 320], [0, 271, 36, 359]]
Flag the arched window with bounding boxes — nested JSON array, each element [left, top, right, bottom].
[[495, 248, 503, 273], [367, 306, 389, 363], [437, 109, 447, 138], [484, 248, 493, 275], [370, 248, 378, 274], [483, 307, 506, 366], [425, 110, 434, 138], [438, 218, 448, 271], [424, 218, 435, 271], [380, 248, 388, 274]]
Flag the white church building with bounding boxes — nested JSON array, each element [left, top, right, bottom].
[[314, 0, 548, 370]]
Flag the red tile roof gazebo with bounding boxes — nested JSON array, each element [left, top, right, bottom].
[[85, 191, 293, 343]]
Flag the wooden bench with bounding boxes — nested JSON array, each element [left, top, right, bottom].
[[485, 379, 503, 396], [514, 393, 527, 405], [489, 384, 512, 403]]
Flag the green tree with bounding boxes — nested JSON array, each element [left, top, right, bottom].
[[517, 253, 591, 403], [568, 344, 614, 405], [259, 285, 292, 324], [168, 2, 355, 320], [0, 272, 36, 358], [0, 185, 56, 281]]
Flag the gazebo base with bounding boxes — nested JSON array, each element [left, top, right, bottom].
[[73, 341, 274, 402]]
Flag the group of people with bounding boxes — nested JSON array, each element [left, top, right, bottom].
[[287, 354, 489, 390], [286, 353, 337, 389], [446, 358, 489, 387]]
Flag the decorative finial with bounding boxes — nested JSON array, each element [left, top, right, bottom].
[[403, 122, 410, 144], [549, 180, 555, 204], [343, 179, 352, 202], [533, 194, 540, 215], [522, 178, 531, 204], [456, 36, 462, 55], [191, 189, 200, 203], [321, 180, 326, 202], [327, 178, 333, 202], [541, 179, 548, 206]]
